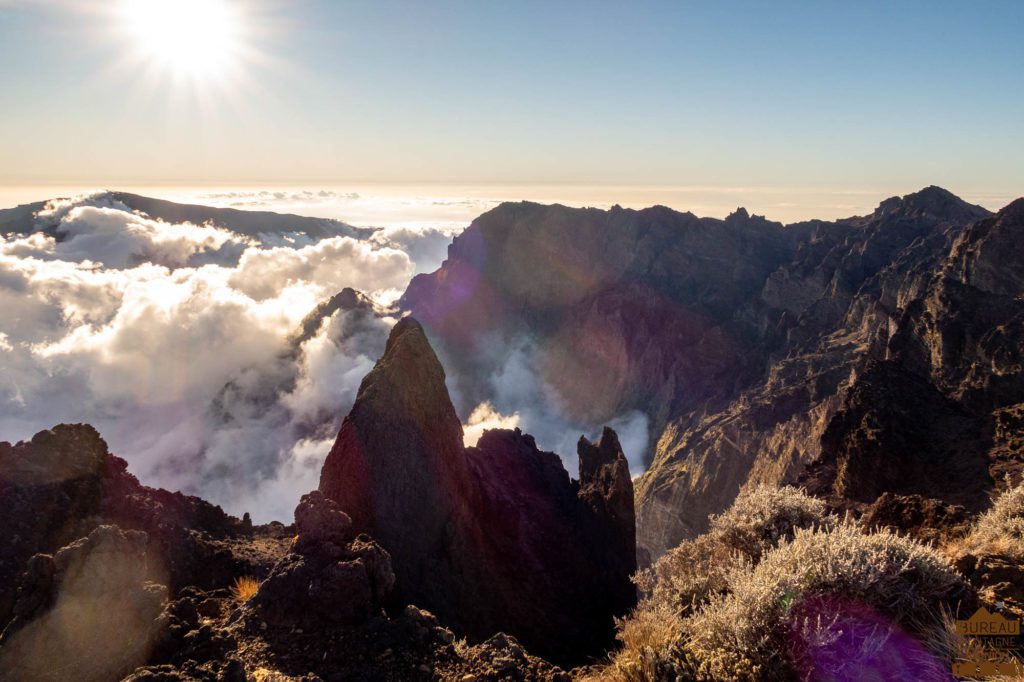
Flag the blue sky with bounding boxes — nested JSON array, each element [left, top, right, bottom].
[[1, 0, 1021, 195]]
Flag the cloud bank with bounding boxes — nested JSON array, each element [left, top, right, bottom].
[[0, 193, 412, 521]]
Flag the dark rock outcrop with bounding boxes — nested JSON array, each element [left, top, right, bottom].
[[0, 424, 284, 634], [859, 492, 972, 546], [319, 317, 637, 664], [0, 525, 168, 682], [800, 360, 992, 508], [252, 491, 395, 629], [0, 424, 569, 680]]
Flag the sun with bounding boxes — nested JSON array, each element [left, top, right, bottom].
[[118, 0, 244, 82]]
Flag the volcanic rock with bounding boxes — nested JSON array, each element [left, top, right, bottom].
[[0, 525, 168, 682], [0, 424, 286, 634], [319, 317, 637, 664], [252, 491, 394, 628]]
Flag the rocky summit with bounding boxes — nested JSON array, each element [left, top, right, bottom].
[[319, 316, 637, 665]]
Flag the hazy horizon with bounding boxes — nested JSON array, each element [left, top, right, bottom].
[[1, 183, 1019, 229]]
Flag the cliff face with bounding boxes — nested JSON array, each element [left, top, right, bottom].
[[399, 187, 1024, 559], [319, 317, 636, 664], [400, 202, 790, 431]]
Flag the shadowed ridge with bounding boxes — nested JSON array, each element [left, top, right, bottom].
[[318, 314, 466, 550], [318, 317, 637, 664], [947, 196, 1024, 296]]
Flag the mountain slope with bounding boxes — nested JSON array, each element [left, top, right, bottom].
[[398, 187, 1022, 559]]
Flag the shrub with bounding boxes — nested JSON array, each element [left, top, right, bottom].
[[581, 601, 700, 682], [232, 575, 261, 605], [685, 523, 967, 681], [595, 486, 832, 681], [960, 483, 1024, 559], [641, 486, 833, 615], [706, 485, 831, 562]]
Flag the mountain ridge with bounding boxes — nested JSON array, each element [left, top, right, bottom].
[[399, 186, 1022, 559]]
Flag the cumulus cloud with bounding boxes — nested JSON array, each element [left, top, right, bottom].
[[228, 238, 412, 300], [462, 402, 520, 447], [0, 191, 644, 522], [10, 192, 253, 268], [52, 205, 246, 268], [0, 194, 411, 521], [369, 226, 459, 275]]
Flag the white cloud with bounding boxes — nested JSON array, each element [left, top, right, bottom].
[[448, 339, 650, 476], [369, 226, 457, 275], [0, 194, 411, 521], [228, 237, 412, 300], [0, 191, 643, 522], [52, 205, 246, 268], [462, 401, 520, 447]]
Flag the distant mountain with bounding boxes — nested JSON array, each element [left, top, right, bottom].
[[0, 190, 374, 240], [399, 186, 1024, 559]]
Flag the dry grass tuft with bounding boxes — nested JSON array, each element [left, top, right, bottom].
[[957, 483, 1024, 561], [232, 575, 261, 605]]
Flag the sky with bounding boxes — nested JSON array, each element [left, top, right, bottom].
[[0, 0, 1022, 209]]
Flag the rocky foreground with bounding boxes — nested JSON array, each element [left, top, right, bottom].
[[0, 319, 634, 681]]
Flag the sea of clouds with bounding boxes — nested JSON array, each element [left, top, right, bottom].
[[0, 192, 647, 521]]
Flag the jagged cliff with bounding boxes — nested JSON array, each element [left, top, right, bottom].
[[319, 317, 637, 664], [400, 187, 1024, 558]]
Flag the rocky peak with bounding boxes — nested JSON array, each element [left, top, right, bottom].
[[320, 316, 466, 535], [291, 287, 373, 348], [319, 317, 637, 664], [725, 206, 751, 223], [873, 186, 990, 224], [578, 426, 627, 482], [576, 428, 636, 613]]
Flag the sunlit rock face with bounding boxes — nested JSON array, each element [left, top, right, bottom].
[[400, 188, 1024, 560], [319, 317, 636, 664]]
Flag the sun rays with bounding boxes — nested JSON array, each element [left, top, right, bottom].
[[117, 0, 245, 83]]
